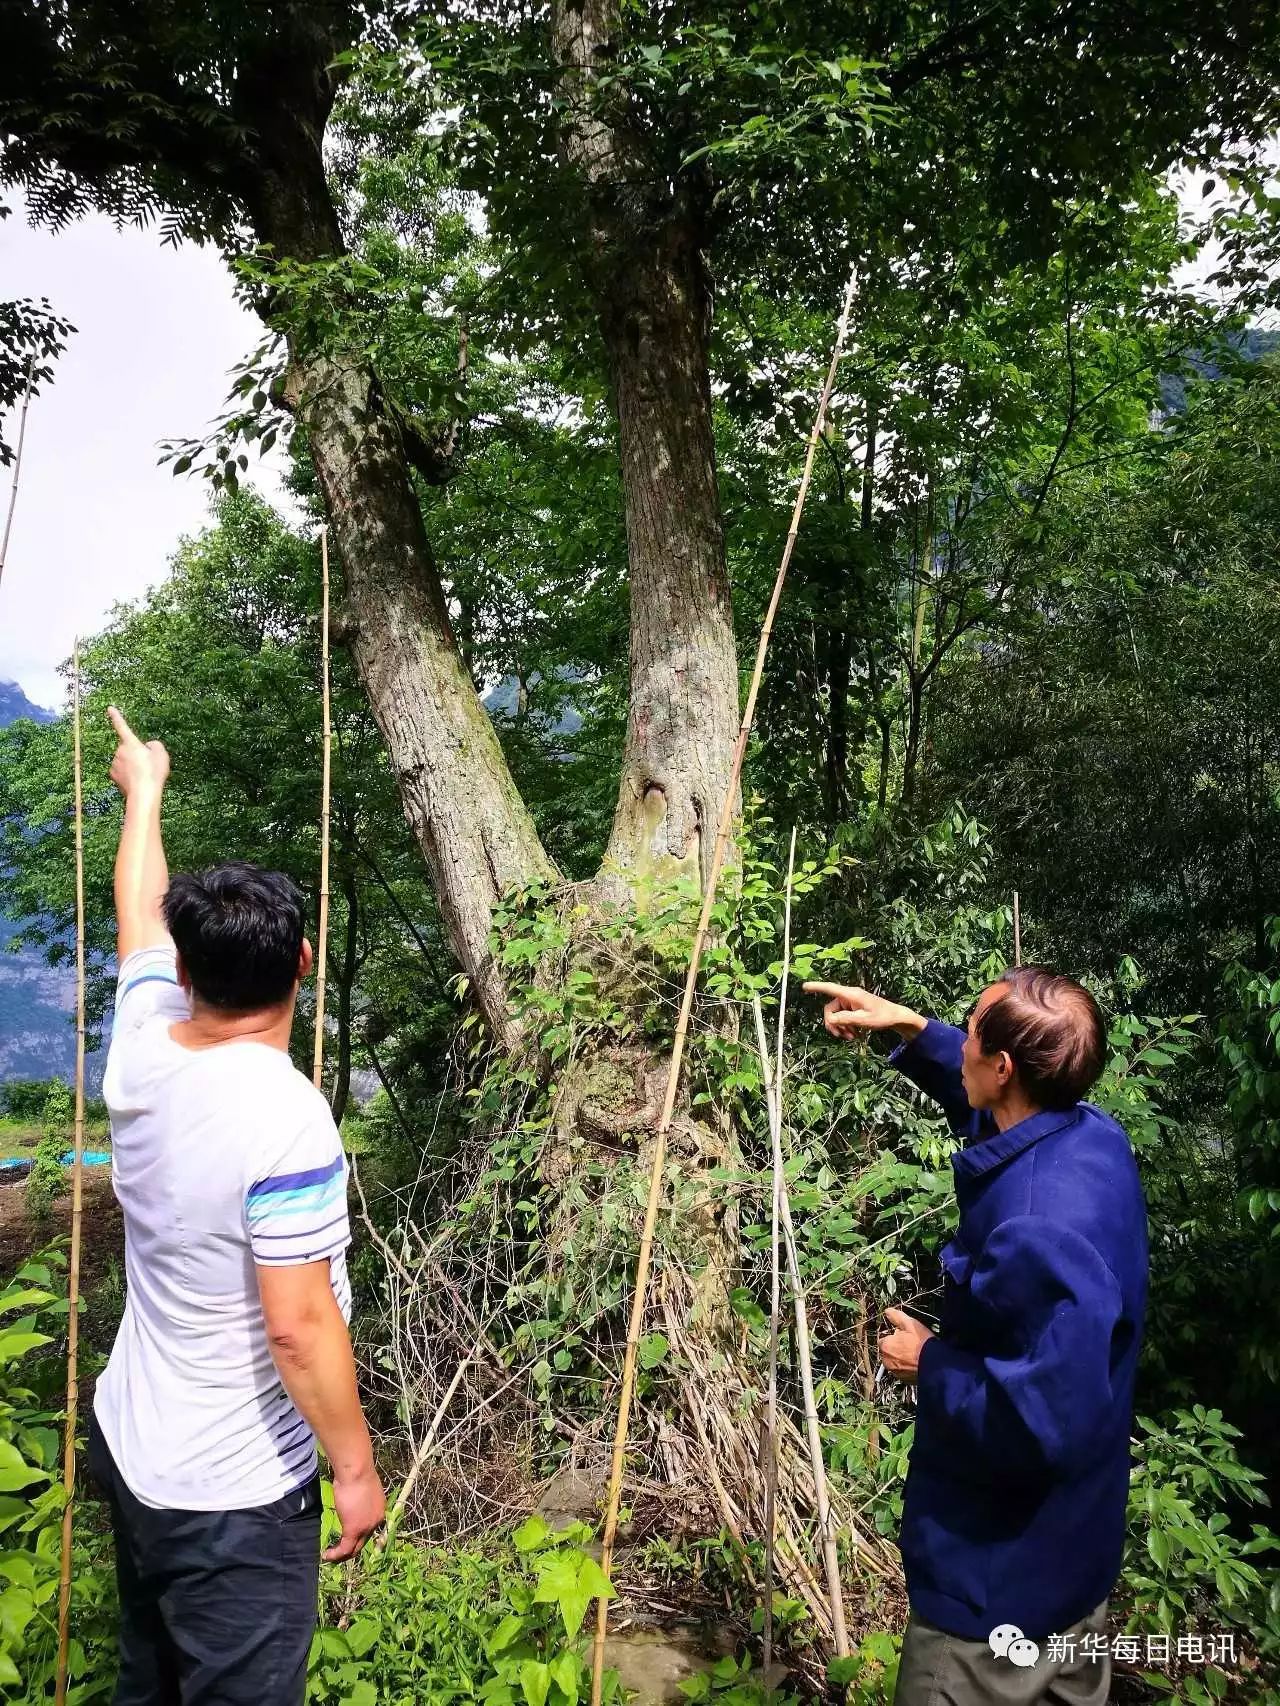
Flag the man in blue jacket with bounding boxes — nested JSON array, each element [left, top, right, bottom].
[[804, 967, 1148, 1705]]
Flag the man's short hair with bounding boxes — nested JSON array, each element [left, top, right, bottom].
[[163, 863, 306, 1012], [975, 965, 1106, 1111]]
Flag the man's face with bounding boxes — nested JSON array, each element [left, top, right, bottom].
[[962, 981, 1012, 1110]]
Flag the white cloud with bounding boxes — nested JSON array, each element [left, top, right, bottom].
[[0, 198, 289, 709]]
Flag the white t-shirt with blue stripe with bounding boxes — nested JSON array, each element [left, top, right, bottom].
[[94, 945, 352, 1511]]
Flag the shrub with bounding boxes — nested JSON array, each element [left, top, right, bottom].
[[26, 1081, 71, 1221], [308, 1512, 620, 1706]]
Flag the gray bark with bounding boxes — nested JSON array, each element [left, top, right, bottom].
[[551, 0, 740, 899], [237, 86, 555, 1047]]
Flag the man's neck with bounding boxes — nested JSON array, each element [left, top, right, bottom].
[[993, 1088, 1044, 1132], [171, 998, 296, 1054]]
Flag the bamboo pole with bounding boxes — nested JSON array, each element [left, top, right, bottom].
[[761, 827, 796, 1676], [55, 643, 88, 1706], [312, 527, 332, 1094], [751, 997, 850, 1657], [1013, 890, 1022, 966], [0, 354, 35, 595], [588, 266, 859, 1706]]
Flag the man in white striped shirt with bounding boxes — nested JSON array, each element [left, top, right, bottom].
[[89, 707, 384, 1705]]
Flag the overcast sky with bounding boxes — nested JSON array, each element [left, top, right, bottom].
[[0, 201, 288, 710]]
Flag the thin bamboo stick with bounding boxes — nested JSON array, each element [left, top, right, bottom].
[[382, 1343, 477, 1541], [55, 643, 88, 1706], [0, 354, 35, 595], [751, 996, 850, 1657], [588, 266, 859, 1706], [312, 527, 332, 1094], [761, 827, 796, 1675], [1013, 890, 1022, 966]]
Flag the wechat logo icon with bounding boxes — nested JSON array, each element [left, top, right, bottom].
[[989, 1624, 1040, 1668]]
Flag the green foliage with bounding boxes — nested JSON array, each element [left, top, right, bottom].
[[1124, 1407, 1280, 1697], [26, 1080, 72, 1221], [0, 1248, 116, 1698], [308, 1513, 619, 1706], [0, 1084, 50, 1123]]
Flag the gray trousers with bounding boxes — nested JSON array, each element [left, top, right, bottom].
[[894, 1600, 1111, 1706]]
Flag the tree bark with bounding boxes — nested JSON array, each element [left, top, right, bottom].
[[551, 0, 740, 899], [233, 62, 555, 1048]]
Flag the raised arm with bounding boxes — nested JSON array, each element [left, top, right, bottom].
[[107, 706, 171, 962], [802, 980, 979, 1135]]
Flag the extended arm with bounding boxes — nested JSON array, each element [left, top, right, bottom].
[[802, 979, 979, 1133], [258, 1262, 385, 1559], [107, 707, 171, 961]]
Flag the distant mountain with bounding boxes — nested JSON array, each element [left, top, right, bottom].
[[0, 682, 99, 1089], [0, 681, 55, 727], [1158, 328, 1280, 416]]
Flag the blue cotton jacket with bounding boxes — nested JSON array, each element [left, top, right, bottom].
[[889, 1019, 1148, 1640]]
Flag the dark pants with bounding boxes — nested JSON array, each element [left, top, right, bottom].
[[894, 1599, 1111, 1706], [87, 1414, 321, 1706]]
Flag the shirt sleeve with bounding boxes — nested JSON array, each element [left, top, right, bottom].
[[113, 944, 190, 1031], [888, 1018, 988, 1140], [916, 1215, 1125, 1489], [245, 1104, 351, 1269]]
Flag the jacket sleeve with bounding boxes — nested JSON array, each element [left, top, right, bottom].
[[915, 1215, 1124, 1487], [888, 1019, 984, 1138]]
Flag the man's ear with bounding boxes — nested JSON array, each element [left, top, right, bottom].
[[174, 954, 192, 994], [298, 939, 314, 981], [996, 1051, 1015, 1086]]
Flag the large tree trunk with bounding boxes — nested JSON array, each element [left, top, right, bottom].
[[551, 0, 740, 899], [546, 1, 741, 1316], [234, 58, 555, 1047]]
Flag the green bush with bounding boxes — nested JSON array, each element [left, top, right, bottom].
[[1123, 1405, 1280, 1701], [0, 1247, 116, 1697], [0, 1082, 52, 1124], [26, 1083, 71, 1222], [309, 1513, 620, 1706]]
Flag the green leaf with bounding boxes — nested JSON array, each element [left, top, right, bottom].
[[1147, 1528, 1170, 1570], [486, 1614, 527, 1657], [0, 1332, 52, 1362], [345, 1616, 379, 1658], [728, 1288, 767, 1330], [0, 1289, 55, 1316], [638, 1333, 669, 1370], [513, 1514, 551, 1553], [550, 1650, 580, 1706], [520, 1659, 551, 1706]]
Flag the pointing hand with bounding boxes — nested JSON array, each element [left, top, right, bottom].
[[107, 706, 171, 800], [802, 982, 925, 1041]]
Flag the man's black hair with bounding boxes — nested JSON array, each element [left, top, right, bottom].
[[975, 965, 1107, 1111], [163, 863, 306, 1012]]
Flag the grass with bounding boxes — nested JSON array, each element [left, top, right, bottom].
[[0, 1118, 111, 1162]]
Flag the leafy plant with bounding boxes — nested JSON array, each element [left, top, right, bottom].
[[26, 1081, 71, 1221], [1123, 1406, 1280, 1699], [0, 1247, 116, 1697], [308, 1513, 620, 1706]]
